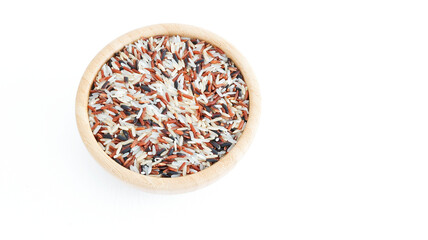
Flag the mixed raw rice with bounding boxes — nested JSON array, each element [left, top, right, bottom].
[[88, 35, 249, 177]]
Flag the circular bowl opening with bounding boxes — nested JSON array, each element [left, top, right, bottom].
[[76, 24, 260, 193]]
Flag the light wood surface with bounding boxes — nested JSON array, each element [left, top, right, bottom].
[[75, 24, 260, 193]]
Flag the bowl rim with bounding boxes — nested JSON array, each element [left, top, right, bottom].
[[75, 23, 261, 193]]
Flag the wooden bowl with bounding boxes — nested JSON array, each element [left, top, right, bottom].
[[75, 24, 260, 193]]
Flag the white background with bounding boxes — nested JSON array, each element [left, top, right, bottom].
[[1, 0, 427, 239]]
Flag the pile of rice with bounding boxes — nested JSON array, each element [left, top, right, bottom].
[[88, 35, 249, 177]]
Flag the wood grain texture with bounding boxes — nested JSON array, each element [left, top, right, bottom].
[[75, 24, 260, 193]]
